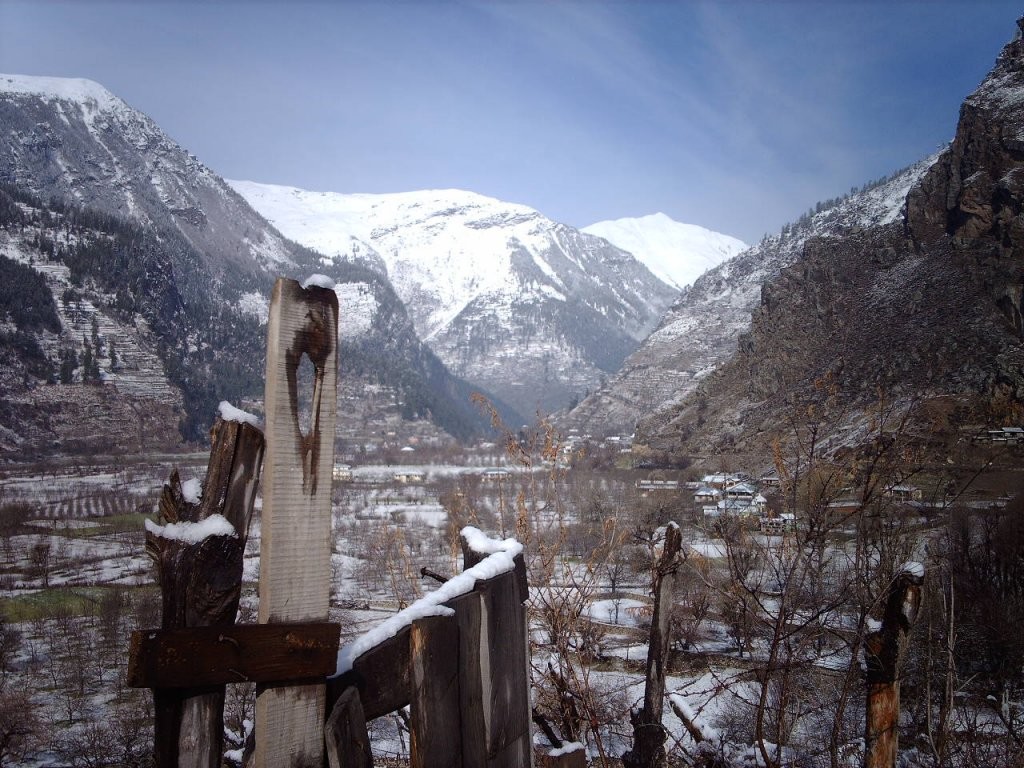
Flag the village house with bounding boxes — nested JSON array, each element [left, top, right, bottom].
[[693, 485, 719, 504], [725, 481, 757, 503], [701, 472, 746, 489], [760, 512, 797, 534], [886, 484, 923, 502], [636, 478, 680, 491], [983, 426, 1024, 443]]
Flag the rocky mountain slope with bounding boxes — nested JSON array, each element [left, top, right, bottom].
[[0, 74, 512, 450], [636, 22, 1024, 461], [582, 212, 747, 290], [563, 158, 934, 438], [230, 182, 678, 417]]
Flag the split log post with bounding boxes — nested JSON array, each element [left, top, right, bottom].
[[623, 522, 683, 768], [144, 414, 265, 768], [864, 564, 925, 768], [460, 536, 533, 768], [255, 278, 339, 767]]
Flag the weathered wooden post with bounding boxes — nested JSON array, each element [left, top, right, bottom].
[[622, 522, 682, 768], [460, 533, 533, 768], [864, 562, 925, 768], [137, 407, 265, 768], [255, 277, 339, 767]]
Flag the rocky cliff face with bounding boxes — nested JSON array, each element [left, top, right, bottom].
[[906, 24, 1024, 333], [636, 22, 1024, 461]]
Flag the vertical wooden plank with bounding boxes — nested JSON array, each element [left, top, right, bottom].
[[256, 278, 339, 767], [324, 686, 373, 768], [479, 570, 532, 768], [460, 536, 533, 768], [410, 615, 462, 768], [455, 593, 487, 768]]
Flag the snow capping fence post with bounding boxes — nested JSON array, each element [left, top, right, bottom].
[[864, 562, 925, 768], [128, 408, 266, 768]]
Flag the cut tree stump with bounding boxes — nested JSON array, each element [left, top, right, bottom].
[[140, 413, 265, 768], [255, 277, 339, 768]]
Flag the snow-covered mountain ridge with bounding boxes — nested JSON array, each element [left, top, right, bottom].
[[0, 73, 512, 443], [582, 212, 747, 290], [0, 74, 122, 117], [231, 181, 678, 416]]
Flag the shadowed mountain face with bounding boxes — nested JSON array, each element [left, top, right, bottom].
[[0, 75, 516, 448], [633, 24, 1024, 461]]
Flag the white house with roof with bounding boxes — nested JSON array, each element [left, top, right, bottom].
[[725, 481, 758, 502], [693, 485, 720, 504], [393, 469, 426, 484]]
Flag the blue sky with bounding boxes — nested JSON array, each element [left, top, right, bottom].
[[0, 1, 1020, 243]]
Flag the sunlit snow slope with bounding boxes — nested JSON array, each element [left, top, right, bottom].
[[230, 181, 677, 415], [583, 212, 747, 290]]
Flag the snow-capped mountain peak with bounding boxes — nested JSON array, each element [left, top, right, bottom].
[[582, 212, 747, 290], [0, 74, 124, 124], [231, 180, 677, 415]]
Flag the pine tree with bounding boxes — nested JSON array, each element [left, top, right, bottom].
[[91, 315, 100, 357], [59, 348, 78, 384], [81, 338, 100, 383]]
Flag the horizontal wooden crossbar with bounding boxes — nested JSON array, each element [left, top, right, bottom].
[[128, 622, 340, 689]]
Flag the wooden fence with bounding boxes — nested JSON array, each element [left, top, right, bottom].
[[127, 277, 535, 768], [325, 535, 532, 768]]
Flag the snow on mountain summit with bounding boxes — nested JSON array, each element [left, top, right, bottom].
[[0, 73, 124, 119], [228, 182, 557, 337], [231, 180, 677, 415], [583, 212, 747, 290]]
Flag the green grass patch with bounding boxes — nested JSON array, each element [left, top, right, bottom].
[[84, 512, 152, 536], [1, 586, 106, 622]]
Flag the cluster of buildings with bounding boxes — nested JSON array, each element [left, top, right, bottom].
[[690, 472, 790, 531]]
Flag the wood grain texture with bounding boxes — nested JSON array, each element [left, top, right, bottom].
[[128, 623, 339, 688], [325, 687, 374, 768], [256, 278, 339, 768], [410, 616, 462, 768], [460, 536, 532, 768], [329, 625, 413, 721]]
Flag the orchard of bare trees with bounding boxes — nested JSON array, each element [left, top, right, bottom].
[[1, 390, 1022, 767]]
